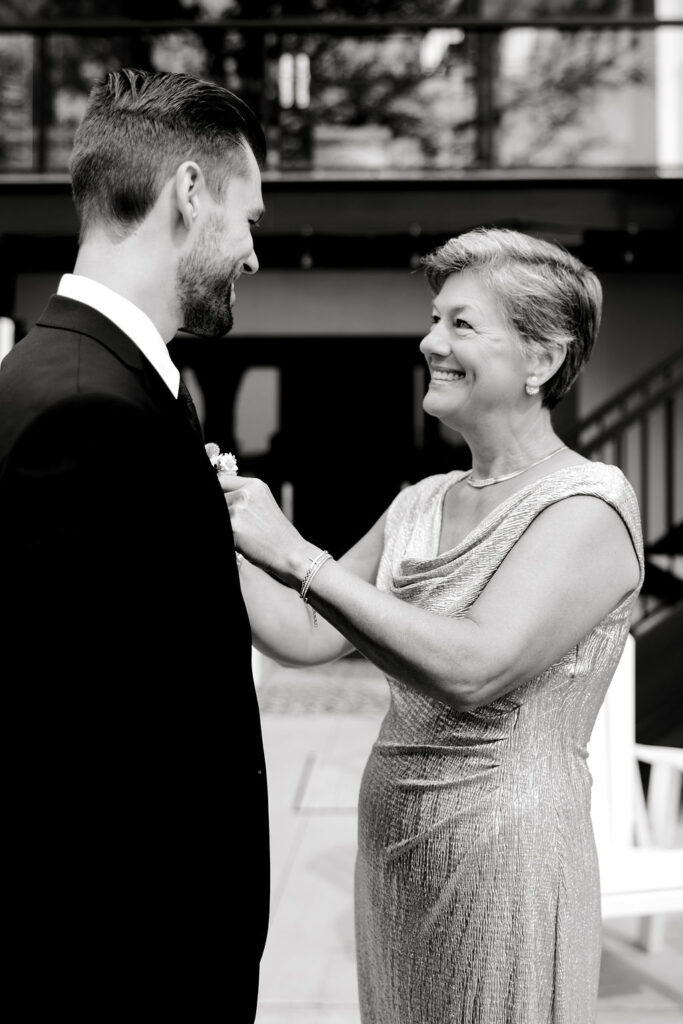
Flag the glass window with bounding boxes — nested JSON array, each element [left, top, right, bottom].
[[0, 8, 681, 173], [0, 34, 33, 171], [235, 367, 281, 457]]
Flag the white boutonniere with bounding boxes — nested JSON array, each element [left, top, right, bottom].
[[205, 443, 239, 475]]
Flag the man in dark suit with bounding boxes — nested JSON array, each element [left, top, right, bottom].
[[0, 69, 268, 1021]]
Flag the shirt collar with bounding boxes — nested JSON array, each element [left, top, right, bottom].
[[57, 273, 180, 397]]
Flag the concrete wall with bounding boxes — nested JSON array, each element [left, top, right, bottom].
[[14, 267, 682, 420]]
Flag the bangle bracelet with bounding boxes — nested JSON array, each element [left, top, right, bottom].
[[299, 549, 333, 626]]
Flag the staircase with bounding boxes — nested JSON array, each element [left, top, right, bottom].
[[565, 347, 683, 748]]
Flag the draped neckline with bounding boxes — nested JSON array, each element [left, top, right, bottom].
[[432, 462, 608, 563]]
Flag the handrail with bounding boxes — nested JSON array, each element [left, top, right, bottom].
[[575, 370, 683, 457], [0, 17, 681, 35], [570, 348, 683, 633], [566, 347, 683, 449]]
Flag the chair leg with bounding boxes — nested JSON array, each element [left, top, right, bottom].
[[648, 763, 682, 846], [636, 764, 682, 952], [633, 762, 651, 845], [637, 914, 667, 953], [252, 646, 265, 688]]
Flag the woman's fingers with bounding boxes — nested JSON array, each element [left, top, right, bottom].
[[219, 475, 276, 514], [219, 474, 287, 532], [217, 474, 305, 583], [217, 472, 248, 492]]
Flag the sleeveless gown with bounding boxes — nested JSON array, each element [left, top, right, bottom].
[[355, 463, 644, 1024]]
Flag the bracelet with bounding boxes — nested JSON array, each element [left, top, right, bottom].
[[299, 549, 333, 627]]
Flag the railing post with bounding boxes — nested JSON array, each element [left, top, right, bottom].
[[640, 413, 649, 546], [664, 396, 675, 534], [31, 34, 48, 173]]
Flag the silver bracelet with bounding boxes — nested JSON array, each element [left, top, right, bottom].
[[299, 549, 333, 626]]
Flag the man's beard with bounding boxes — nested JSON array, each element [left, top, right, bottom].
[[176, 221, 237, 337]]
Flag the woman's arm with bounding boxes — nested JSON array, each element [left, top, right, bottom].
[[236, 508, 387, 667], [224, 477, 640, 710]]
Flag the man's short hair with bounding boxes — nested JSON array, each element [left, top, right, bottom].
[[70, 68, 267, 241]]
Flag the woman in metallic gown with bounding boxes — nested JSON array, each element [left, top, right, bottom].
[[221, 227, 643, 1024]]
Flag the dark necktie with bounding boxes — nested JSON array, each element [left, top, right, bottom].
[[177, 378, 203, 439]]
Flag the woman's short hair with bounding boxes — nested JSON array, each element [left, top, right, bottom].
[[70, 68, 267, 241], [421, 227, 602, 409]]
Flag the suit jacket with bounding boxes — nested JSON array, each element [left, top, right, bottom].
[[0, 296, 269, 1020]]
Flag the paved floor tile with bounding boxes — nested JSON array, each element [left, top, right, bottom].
[[255, 655, 683, 1024]]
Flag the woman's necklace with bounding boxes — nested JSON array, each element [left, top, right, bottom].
[[465, 445, 568, 488]]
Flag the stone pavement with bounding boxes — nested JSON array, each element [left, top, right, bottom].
[[253, 653, 683, 1024]]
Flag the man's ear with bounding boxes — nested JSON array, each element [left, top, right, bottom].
[[174, 161, 204, 232]]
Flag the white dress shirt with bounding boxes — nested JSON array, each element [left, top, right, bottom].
[[57, 273, 180, 397]]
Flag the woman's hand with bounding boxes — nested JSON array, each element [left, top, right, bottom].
[[219, 474, 320, 589], [219, 480, 641, 710]]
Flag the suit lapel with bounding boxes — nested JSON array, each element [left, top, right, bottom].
[[38, 295, 147, 374], [38, 295, 202, 446]]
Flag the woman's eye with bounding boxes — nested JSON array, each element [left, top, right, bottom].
[[454, 318, 472, 330], [430, 314, 440, 326]]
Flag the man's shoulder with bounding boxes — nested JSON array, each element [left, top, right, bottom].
[[0, 317, 155, 461], [3, 326, 127, 400]]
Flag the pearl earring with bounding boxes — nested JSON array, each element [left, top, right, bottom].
[[525, 375, 540, 396]]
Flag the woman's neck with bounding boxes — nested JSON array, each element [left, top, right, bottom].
[[457, 412, 561, 480]]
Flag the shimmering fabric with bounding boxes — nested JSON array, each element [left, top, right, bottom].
[[355, 463, 644, 1024]]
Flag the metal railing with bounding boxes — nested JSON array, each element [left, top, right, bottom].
[[567, 348, 683, 629], [0, 12, 681, 175]]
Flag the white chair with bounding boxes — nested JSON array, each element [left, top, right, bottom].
[[0, 316, 15, 365], [252, 646, 265, 689], [588, 632, 683, 951]]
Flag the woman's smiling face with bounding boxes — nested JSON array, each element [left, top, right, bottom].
[[419, 269, 531, 431]]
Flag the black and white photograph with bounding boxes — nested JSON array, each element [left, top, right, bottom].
[[0, 2, 681, 1022]]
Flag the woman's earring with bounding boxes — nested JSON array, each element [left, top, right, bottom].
[[525, 375, 540, 396]]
